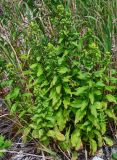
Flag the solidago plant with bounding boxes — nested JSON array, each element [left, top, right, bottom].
[[2, 5, 117, 154]]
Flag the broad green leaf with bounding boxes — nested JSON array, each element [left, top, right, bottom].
[[71, 100, 88, 109], [59, 67, 69, 74], [55, 131, 65, 141], [106, 94, 116, 103], [94, 90, 101, 96], [75, 109, 86, 124], [77, 72, 89, 80], [71, 130, 82, 150], [63, 97, 70, 109], [30, 63, 37, 69], [10, 103, 18, 113], [56, 109, 66, 131], [10, 88, 20, 99], [96, 81, 105, 87], [56, 85, 62, 94], [71, 99, 82, 108], [63, 76, 71, 82], [54, 99, 62, 110], [90, 139, 97, 154], [89, 92, 94, 104], [47, 130, 55, 138], [22, 93, 32, 97], [58, 57, 64, 65], [37, 67, 43, 77], [52, 95, 60, 106], [94, 130, 103, 147], [48, 130, 65, 141], [102, 101, 107, 108], [64, 84, 72, 95], [74, 86, 88, 96], [49, 88, 57, 99], [103, 137, 113, 146], [100, 121, 106, 135], [105, 86, 115, 91], [62, 127, 71, 150], [80, 100, 88, 110], [51, 76, 58, 87], [88, 115, 100, 129], [95, 102, 102, 109], [105, 109, 116, 120], [90, 104, 97, 118], [71, 151, 78, 160]]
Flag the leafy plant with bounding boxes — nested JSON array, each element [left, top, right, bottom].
[[112, 153, 117, 160], [0, 2, 117, 156], [0, 135, 12, 157]]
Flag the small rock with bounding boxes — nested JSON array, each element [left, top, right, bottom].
[[96, 148, 104, 158], [111, 145, 117, 154], [92, 156, 104, 160]]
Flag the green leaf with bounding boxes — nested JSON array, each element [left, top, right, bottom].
[[48, 130, 55, 138], [90, 104, 97, 118], [56, 85, 61, 94], [94, 90, 101, 96], [51, 76, 58, 87], [48, 130, 65, 141], [96, 81, 105, 87], [106, 94, 116, 103], [22, 127, 31, 142], [90, 139, 97, 154], [89, 92, 94, 104], [38, 129, 44, 138], [32, 130, 39, 138], [80, 100, 88, 110], [112, 153, 117, 159], [105, 109, 116, 120], [54, 99, 62, 110], [55, 131, 65, 141], [75, 109, 86, 124], [10, 103, 18, 113], [37, 67, 43, 77], [74, 86, 88, 96], [103, 137, 113, 146], [52, 95, 60, 106], [30, 63, 37, 69], [71, 151, 78, 160], [63, 97, 70, 109], [100, 121, 106, 135], [94, 130, 103, 147], [95, 102, 102, 109], [88, 114, 100, 129], [71, 100, 88, 109], [56, 109, 67, 131], [63, 76, 71, 82], [71, 130, 82, 150], [10, 88, 20, 99], [105, 86, 115, 91], [59, 67, 69, 74], [64, 84, 72, 95]]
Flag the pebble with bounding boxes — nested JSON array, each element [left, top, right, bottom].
[[92, 156, 104, 160]]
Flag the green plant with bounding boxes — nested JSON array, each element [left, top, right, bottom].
[[112, 153, 117, 160], [0, 2, 117, 156], [0, 135, 12, 157]]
